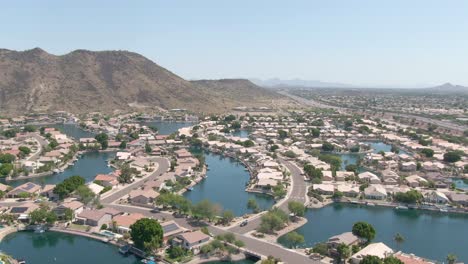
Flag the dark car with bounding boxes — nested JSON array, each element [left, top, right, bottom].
[[150, 208, 160, 213], [240, 220, 248, 227]]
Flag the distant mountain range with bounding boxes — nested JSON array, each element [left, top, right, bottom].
[[250, 78, 353, 88], [0, 48, 283, 115], [421, 82, 468, 93], [251, 78, 468, 93]]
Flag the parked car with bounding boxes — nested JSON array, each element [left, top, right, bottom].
[[240, 220, 248, 227]]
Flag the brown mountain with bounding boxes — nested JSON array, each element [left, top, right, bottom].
[[0, 48, 283, 115]]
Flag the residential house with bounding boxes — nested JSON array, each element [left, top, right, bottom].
[[405, 175, 427, 188], [358, 172, 381, 184], [364, 185, 387, 200], [401, 162, 417, 172], [327, 232, 360, 250], [53, 201, 84, 220], [351, 243, 394, 264], [7, 182, 42, 198], [112, 213, 145, 233], [423, 191, 449, 204], [128, 189, 159, 206], [172, 230, 210, 251], [313, 184, 335, 195], [76, 209, 112, 227], [94, 174, 119, 187]]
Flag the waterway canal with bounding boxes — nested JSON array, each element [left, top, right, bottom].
[[184, 148, 275, 216], [278, 203, 468, 262], [0, 231, 140, 264]]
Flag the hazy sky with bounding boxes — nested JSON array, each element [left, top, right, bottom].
[[1, 0, 468, 87]]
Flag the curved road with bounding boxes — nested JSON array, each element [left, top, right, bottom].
[[100, 157, 170, 204], [228, 157, 308, 234]]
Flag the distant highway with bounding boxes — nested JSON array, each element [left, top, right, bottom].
[[279, 91, 467, 132]]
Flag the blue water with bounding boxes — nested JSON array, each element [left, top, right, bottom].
[[49, 124, 95, 139], [184, 149, 274, 216], [232, 130, 250, 138], [9, 151, 115, 187], [141, 121, 194, 135], [364, 141, 410, 156], [0, 231, 140, 264], [279, 204, 468, 262], [453, 178, 468, 190]]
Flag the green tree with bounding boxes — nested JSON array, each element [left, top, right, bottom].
[[319, 154, 342, 171], [360, 255, 383, 264], [393, 233, 404, 250], [247, 198, 259, 211], [383, 256, 404, 264], [394, 190, 423, 204], [352, 222, 376, 242], [278, 130, 288, 139], [145, 142, 152, 153], [303, 164, 323, 182], [421, 148, 434, 158], [95, 133, 109, 150], [119, 141, 127, 149], [64, 208, 74, 221], [322, 142, 335, 152], [312, 242, 329, 255], [19, 146, 31, 155], [269, 145, 279, 152], [310, 128, 320, 138], [258, 208, 289, 234], [443, 151, 462, 163], [75, 185, 96, 205], [118, 163, 138, 183], [337, 243, 351, 263], [130, 218, 163, 252], [345, 164, 358, 173], [23, 125, 37, 132], [0, 164, 13, 176], [283, 231, 304, 248], [0, 153, 16, 163], [243, 140, 255, 147], [446, 254, 457, 264], [350, 145, 360, 153], [288, 201, 306, 217], [191, 199, 221, 221], [53, 175, 85, 199], [222, 210, 235, 224]]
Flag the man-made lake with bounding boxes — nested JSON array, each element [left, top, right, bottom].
[[0, 231, 140, 264], [278, 204, 468, 262], [8, 151, 115, 187], [231, 130, 250, 139], [8, 122, 195, 187], [364, 141, 410, 156], [50, 124, 95, 139], [184, 149, 275, 216], [141, 121, 195, 135], [453, 178, 468, 190]]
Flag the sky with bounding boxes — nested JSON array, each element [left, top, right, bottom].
[[1, 0, 468, 87]]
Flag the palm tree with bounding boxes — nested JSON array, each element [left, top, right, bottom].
[[446, 254, 457, 264], [393, 233, 405, 251]]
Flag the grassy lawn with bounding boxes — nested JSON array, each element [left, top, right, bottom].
[[69, 224, 89, 232]]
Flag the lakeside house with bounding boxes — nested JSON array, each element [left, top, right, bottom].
[[327, 232, 360, 249], [172, 230, 210, 251], [364, 185, 387, 200], [112, 213, 145, 233], [76, 209, 112, 227], [53, 201, 84, 220], [351, 242, 394, 264]]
